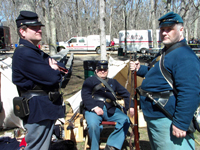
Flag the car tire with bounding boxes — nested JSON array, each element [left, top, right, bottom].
[[96, 47, 101, 54], [140, 48, 146, 54]]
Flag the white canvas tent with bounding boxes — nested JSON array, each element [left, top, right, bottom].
[[0, 57, 23, 129]]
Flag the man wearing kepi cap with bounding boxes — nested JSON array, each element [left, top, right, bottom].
[[81, 60, 134, 150], [12, 11, 66, 149], [130, 11, 200, 149]]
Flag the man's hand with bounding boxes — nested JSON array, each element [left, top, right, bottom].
[[49, 58, 59, 71], [128, 107, 134, 118], [94, 107, 104, 116], [130, 60, 140, 72], [172, 125, 186, 138]]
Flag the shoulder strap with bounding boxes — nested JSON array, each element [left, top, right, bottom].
[[149, 52, 162, 68], [164, 42, 189, 55], [95, 75, 117, 100], [92, 79, 109, 95], [159, 42, 189, 95], [150, 42, 188, 69]]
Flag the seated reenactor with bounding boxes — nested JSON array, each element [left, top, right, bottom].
[[81, 60, 134, 150]]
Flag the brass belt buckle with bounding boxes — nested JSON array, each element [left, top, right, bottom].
[[106, 99, 111, 103]]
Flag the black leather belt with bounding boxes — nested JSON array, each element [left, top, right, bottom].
[[92, 95, 112, 103], [21, 90, 48, 100], [137, 88, 174, 99]]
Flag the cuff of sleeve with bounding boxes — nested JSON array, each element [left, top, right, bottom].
[[91, 106, 98, 111]]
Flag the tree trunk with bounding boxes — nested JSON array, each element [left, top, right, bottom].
[[166, 0, 171, 13], [75, 0, 82, 36], [82, 0, 88, 36], [193, 4, 200, 39], [14, 0, 35, 12], [109, 7, 112, 40], [151, 0, 157, 48], [42, 0, 49, 45], [99, 0, 107, 60], [49, 0, 57, 56]]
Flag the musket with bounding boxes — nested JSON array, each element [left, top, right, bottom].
[[66, 109, 80, 130], [132, 53, 140, 150], [146, 93, 200, 146], [128, 52, 140, 150]]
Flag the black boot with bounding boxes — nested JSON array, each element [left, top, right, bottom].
[[104, 145, 117, 150]]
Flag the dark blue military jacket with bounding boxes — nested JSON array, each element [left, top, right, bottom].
[[12, 39, 65, 123], [137, 39, 200, 131], [81, 76, 134, 115]]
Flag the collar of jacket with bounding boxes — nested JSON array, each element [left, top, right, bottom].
[[19, 38, 42, 53]]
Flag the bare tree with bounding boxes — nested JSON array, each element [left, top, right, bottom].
[[41, 0, 50, 44], [99, 0, 106, 60], [13, 0, 36, 12], [151, 0, 157, 48], [166, 0, 171, 13], [2, 0, 200, 48], [179, 0, 192, 42], [192, 1, 200, 39], [109, 6, 113, 39], [82, 0, 89, 36], [49, 0, 57, 55]]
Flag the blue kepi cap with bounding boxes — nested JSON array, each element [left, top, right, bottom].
[[96, 60, 108, 70], [16, 11, 44, 28], [158, 11, 183, 27]]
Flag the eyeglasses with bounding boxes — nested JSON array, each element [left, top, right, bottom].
[[97, 69, 108, 72]]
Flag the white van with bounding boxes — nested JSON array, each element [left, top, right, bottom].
[[57, 35, 110, 54]]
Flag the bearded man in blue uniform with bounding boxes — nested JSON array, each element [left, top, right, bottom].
[[12, 11, 66, 150], [130, 12, 200, 150], [81, 60, 134, 150]]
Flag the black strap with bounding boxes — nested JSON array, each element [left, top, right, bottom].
[[95, 75, 125, 110], [95, 75, 117, 100], [150, 42, 188, 69], [92, 79, 109, 95], [149, 52, 162, 68], [164, 42, 189, 55], [160, 42, 189, 95]]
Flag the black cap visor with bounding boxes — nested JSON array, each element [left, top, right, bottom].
[[24, 21, 44, 27], [96, 65, 108, 70], [159, 22, 176, 28]]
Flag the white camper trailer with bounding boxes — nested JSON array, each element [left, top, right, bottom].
[[119, 30, 162, 53]]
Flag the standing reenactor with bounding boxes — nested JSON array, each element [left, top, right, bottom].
[[130, 11, 200, 150], [12, 11, 66, 150]]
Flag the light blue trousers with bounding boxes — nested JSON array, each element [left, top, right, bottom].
[[145, 116, 195, 150], [85, 106, 130, 150], [24, 119, 55, 150]]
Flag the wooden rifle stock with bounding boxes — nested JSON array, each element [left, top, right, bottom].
[[133, 70, 140, 150], [128, 52, 140, 150], [66, 109, 80, 130]]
